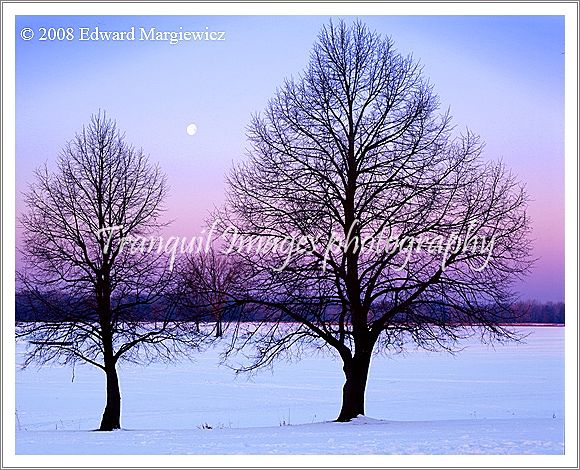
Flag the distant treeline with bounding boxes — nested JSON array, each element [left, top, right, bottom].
[[506, 300, 565, 324], [15, 293, 564, 325], [14, 292, 241, 323]]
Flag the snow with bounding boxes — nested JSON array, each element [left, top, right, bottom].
[[14, 418, 564, 455], [14, 326, 564, 455]]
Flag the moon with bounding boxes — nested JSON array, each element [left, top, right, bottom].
[[186, 123, 198, 136]]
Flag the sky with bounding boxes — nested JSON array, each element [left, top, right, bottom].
[[15, 15, 565, 302]]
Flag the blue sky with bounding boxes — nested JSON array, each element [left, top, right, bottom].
[[15, 15, 565, 301]]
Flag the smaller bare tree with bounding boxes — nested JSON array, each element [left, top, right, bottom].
[[17, 112, 200, 431]]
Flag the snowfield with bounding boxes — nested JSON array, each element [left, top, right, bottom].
[[15, 326, 564, 455]]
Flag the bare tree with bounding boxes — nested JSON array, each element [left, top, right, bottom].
[[219, 20, 533, 421], [175, 247, 242, 338], [17, 112, 197, 431]]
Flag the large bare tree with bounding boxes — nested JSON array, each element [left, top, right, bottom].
[[17, 112, 197, 430], [219, 20, 532, 421]]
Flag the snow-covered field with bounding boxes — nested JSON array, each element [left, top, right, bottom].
[[15, 326, 564, 455]]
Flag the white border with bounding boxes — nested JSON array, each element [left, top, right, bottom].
[[0, 1, 578, 16], [564, 5, 579, 470], [2, 1, 578, 468]]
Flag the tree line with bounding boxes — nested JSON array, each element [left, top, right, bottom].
[[16, 20, 539, 430], [16, 294, 564, 325]]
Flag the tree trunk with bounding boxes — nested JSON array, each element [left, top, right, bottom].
[[214, 302, 223, 338], [99, 362, 121, 431], [336, 352, 372, 422], [95, 269, 121, 431]]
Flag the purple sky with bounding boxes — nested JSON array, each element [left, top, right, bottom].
[[15, 15, 564, 302]]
